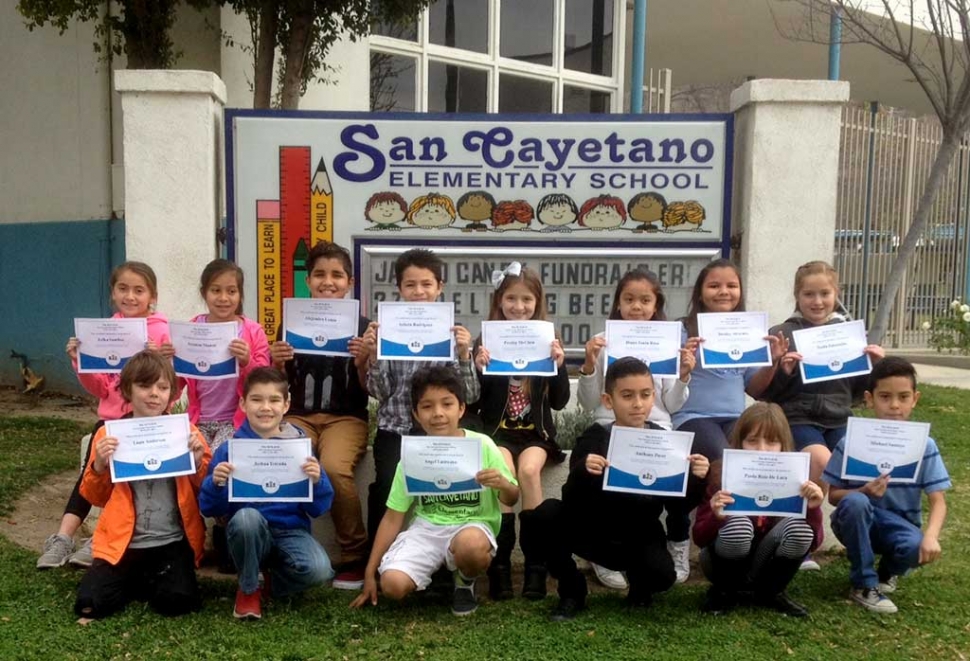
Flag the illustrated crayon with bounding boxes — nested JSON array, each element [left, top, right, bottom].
[[311, 158, 333, 248], [279, 146, 312, 298], [293, 238, 310, 299]]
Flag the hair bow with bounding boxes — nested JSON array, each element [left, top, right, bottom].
[[491, 262, 523, 289]]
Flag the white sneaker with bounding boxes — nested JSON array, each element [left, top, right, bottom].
[[667, 539, 691, 584], [799, 557, 821, 572], [37, 533, 74, 569], [68, 538, 94, 568], [850, 587, 898, 614], [591, 563, 628, 590], [877, 575, 898, 594]]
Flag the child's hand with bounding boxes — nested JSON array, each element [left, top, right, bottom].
[[919, 535, 942, 564], [93, 435, 120, 473], [862, 474, 890, 499], [710, 490, 735, 520], [228, 338, 250, 366], [302, 457, 322, 484], [66, 337, 79, 361], [551, 339, 565, 367], [362, 323, 379, 365], [189, 432, 208, 466], [155, 342, 176, 360], [585, 453, 608, 476], [453, 325, 472, 360], [779, 351, 803, 375], [800, 480, 824, 508], [350, 575, 379, 609], [582, 336, 606, 375], [476, 468, 509, 490], [474, 346, 491, 371], [348, 336, 368, 360], [212, 461, 234, 487], [270, 340, 295, 365], [766, 331, 790, 363], [689, 453, 710, 479], [679, 344, 697, 382], [864, 344, 886, 361]]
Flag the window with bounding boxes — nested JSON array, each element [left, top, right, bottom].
[[369, 0, 623, 113]]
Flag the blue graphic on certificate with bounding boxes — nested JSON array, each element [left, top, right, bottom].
[[721, 449, 810, 518], [697, 312, 771, 369], [228, 437, 313, 502], [841, 417, 930, 483], [378, 302, 455, 361], [793, 319, 872, 384], [401, 436, 482, 496], [481, 320, 557, 376], [106, 414, 196, 483], [604, 320, 682, 378], [74, 318, 148, 374], [170, 320, 238, 379], [603, 426, 695, 496], [284, 298, 360, 357]]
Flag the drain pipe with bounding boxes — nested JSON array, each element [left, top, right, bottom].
[[629, 0, 647, 113]]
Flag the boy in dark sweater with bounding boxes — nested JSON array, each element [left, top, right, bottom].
[[520, 357, 709, 620]]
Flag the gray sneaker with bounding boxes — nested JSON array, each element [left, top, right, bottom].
[[877, 575, 898, 594], [68, 538, 94, 568], [37, 534, 74, 569], [850, 587, 898, 614], [452, 573, 478, 616]]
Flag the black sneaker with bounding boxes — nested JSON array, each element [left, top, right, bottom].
[[759, 591, 809, 618], [487, 563, 514, 601], [702, 586, 738, 615], [625, 590, 654, 609], [452, 573, 478, 616], [550, 597, 586, 622], [522, 565, 547, 601]]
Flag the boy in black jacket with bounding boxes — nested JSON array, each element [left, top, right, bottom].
[[520, 357, 709, 620]]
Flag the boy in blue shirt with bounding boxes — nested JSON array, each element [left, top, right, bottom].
[[823, 357, 950, 614], [200, 368, 335, 620]]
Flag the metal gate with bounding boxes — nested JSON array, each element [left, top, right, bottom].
[[836, 103, 970, 347]]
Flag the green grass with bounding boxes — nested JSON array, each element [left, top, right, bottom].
[[1, 388, 969, 660]]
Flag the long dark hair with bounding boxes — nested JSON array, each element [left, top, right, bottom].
[[608, 269, 666, 321], [682, 258, 743, 336]]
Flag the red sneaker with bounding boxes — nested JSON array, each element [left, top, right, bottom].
[[233, 588, 262, 620], [332, 565, 365, 591]]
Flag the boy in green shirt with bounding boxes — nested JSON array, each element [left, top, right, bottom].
[[351, 365, 519, 616]]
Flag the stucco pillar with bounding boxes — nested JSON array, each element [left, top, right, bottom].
[[730, 80, 850, 323], [115, 70, 226, 322]]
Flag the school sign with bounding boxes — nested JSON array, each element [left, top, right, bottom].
[[227, 111, 732, 354]]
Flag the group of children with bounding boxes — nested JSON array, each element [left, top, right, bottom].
[[41, 240, 950, 623]]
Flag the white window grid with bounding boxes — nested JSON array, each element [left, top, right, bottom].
[[369, 0, 626, 113]]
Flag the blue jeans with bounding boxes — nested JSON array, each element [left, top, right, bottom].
[[831, 492, 922, 589], [675, 417, 736, 462], [226, 508, 334, 596], [790, 424, 846, 452]]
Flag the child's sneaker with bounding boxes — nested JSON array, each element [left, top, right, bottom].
[[667, 539, 691, 583], [36, 533, 74, 569], [68, 538, 94, 569], [591, 563, 628, 590], [850, 587, 898, 614], [233, 588, 262, 620], [487, 562, 514, 600], [550, 596, 586, 622], [332, 564, 365, 591], [877, 575, 898, 594], [799, 555, 821, 571], [452, 572, 478, 616]]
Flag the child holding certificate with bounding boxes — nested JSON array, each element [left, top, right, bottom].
[[199, 368, 334, 620], [693, 403, 824, 617], [577, 268, 698, 586], [519, 357, 710, 621], [471, 263, 569, 601], [362, 249, 479, 551], [39, 262, 175, 571], [823, 358, 950, 614], [269, 242, 372, 590], [351, 365, 518, 617], [74, 352, 210, 620]]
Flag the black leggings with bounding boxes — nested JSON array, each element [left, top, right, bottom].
[[63, 420, 105, 520], [367, 429, 403, 543]]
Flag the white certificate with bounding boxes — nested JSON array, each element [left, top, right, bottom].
[[106, 414, 196, 483], [793, 319, 872, 384], [842, 417, 930, 483], [721, 449, 809, 518], [603, 425, 695, 497], [170, 321, 239, 380], [377, 302, 455, 361], [604, 320, 682, 378], [481, 320, 557, 376], [697, 312, 771, 369], [283, 298, 360, 357], [228, 437, 313, 502], [74, 317, 148, 374], [401, 435, 482, 496]]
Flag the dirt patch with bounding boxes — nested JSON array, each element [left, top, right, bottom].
[[0, 470, 90, 554], [1, 387, 98, 425]]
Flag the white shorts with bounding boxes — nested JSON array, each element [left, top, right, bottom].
[[378, 518, 497, 590]]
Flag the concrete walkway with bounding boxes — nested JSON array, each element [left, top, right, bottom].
[[909, 362, 970, 390]]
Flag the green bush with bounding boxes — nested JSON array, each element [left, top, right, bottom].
[[927, 300, 970, 354]]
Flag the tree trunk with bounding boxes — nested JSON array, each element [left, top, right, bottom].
[[868, 127, 963, 345], [253, 0, 279, 109], [279, 4, 314, 110]]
